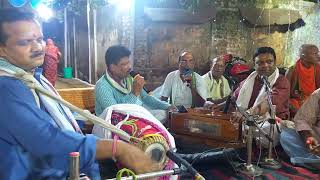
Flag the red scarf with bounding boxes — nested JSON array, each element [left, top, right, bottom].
[[290, 59, 320, 108]]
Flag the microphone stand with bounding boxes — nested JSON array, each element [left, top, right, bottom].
[[233, 104, 263, 177], [107, 150, 206, 180], [223, 78, 237, 114], [166, 150, 206, 180], [260, 81, 282, 169], [106, 168, 186, 180]]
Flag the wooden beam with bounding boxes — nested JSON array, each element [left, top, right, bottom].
[[239, 7, 302, 26], [144, 7, 217, 24]]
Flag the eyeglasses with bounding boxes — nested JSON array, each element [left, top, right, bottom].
[[180, 59, 195, 64], [255, 59, 274, 66]]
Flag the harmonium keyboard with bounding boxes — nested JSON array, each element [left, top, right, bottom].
[[169, 108, 244, 148]]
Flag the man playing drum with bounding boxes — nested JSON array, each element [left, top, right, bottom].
[[0, 8, 160, 179]]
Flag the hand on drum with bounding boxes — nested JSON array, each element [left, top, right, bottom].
[[116, 141, 163, 174]]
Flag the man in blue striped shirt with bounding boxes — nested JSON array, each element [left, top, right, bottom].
[[95, 45, 173, 123]]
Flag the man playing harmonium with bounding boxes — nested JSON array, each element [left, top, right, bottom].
[[0, 8, 160, 179], [232, 46, 290, 147], [95, 45, 173, 123], [202, 56, 231, 105], [160, 50, 207, 108]]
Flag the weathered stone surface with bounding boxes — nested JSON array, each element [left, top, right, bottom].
[[86, 0, 319, 89], [240, 7, 301, 26], [132, 0, 320, 90]]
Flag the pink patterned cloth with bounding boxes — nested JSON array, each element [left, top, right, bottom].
[[111, 112, 175, 180], [43, 39, 61, 86]]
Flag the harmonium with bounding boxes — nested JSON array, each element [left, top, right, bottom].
[[169, 108, 244, 148]]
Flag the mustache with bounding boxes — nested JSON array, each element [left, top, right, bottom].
[[30, 51, 44, 58]]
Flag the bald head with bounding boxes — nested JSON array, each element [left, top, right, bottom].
[[178, 51, 195, 71], [178, 51, 192, 62], [299, 44, 320, 65], [211, 56, 226, 79], [299, 44, 318, 56]]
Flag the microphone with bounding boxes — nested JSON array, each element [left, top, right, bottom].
[[182, 68, 192, 76], [129, 71, 150, 93], [181, 68, 192, 86], [223, 95, 233, 114], [260, 75, 272, 92], [223, 76, 237, 114], [166, 150, 205, 180], [223, 95, 237, 114], [129, 70, 141, 78]]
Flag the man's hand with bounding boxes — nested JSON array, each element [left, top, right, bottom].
[[299, 131, 320, 156], [132, 74, 145, 96], [306, 136, 320, 156], [230, 112, 244, 129], [203, 101, 218, 110], [116, 141, 162, 174], [231, 111, 245, 122], [183, 74, 192, 82], [181, 74, 192, 87], [167, 105, 177, 112]]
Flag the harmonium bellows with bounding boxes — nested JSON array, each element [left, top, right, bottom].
[[169, 108, 244, 148]]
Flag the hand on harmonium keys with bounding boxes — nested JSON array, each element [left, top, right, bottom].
[[230, 111, 244, 129], [203, 101, 219, 110], [230, 99, 271, 127], [230, 106, 258, 129], [167, 105, 178, 112]]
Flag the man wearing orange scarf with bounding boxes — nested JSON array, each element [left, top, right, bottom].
[[286, 44, 320, 118]]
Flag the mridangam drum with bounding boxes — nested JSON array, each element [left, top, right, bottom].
[[92, 104, 176, 178], [110, 112, 170, 165]]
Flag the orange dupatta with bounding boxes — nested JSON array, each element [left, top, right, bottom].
[[290, 59, 320, 109]]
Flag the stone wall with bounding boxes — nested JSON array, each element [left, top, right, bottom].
[[133, 0, 320, 90], [285, 5, 320, 67], [94, 5, 134, 80], [250, 0, 320, 67], [134, 0, 251, 90]]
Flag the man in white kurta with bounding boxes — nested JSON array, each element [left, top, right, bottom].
[[160, 51, 207, 108]]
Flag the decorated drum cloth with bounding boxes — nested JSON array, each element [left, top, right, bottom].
[[111, 112, 171, 168], [92, 104, 177, 180]]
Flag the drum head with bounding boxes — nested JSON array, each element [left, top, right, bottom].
[[138, 135, 169, 166]]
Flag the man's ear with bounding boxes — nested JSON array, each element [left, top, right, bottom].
[[0, 45, 7, 57], [108, 64, 116, 73]]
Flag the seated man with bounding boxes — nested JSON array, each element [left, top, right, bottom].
[[286, 44, 320, 118], [232, 47, 290, 146], [202, 56, 231, 105], [0, 8, 159, 179], [160, 51, 207, 108], [95, 45, 171, 123], [280, 88, 320, 169]]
